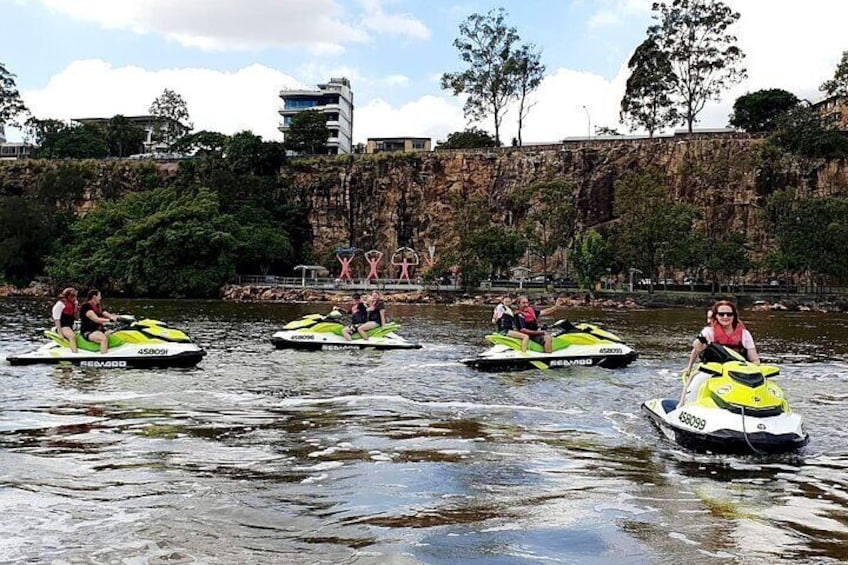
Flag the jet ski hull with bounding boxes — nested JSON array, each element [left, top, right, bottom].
[[7, 344, 206, 368], [271, 330, 421, 351], [462, 344, 638, 372], [642, 398, 808, 455]]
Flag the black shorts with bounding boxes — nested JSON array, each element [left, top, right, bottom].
[[347, 324, 360, 333], [530, 334, 546, 346], [82, 331, 98, 341]]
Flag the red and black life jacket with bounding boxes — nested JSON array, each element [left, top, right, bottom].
[[713, 321, 746, 353]]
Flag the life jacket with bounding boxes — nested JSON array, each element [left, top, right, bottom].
[[712, 321, 746, 353], [517, 306, 539, 331], [61, 298, 77, 317], [496, 305, 515, 331]]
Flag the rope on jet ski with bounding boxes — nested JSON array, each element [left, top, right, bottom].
[[740, 406, 764, 455]]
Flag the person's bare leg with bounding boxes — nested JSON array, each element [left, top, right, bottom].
[[61, 327, 78, 353], [342, 327, 352, 341], [89, 331, 108, 354], [544, 334, 553, 354]]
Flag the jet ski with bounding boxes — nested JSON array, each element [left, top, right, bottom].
[[271, 311, 422, 351], [461, 320, 638, 371], [642, 344, 808, 455], [7, 316, 206, 368]]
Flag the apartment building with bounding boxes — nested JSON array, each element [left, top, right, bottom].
[[279, 77, 353, 154], [365, 137, 431, 154]]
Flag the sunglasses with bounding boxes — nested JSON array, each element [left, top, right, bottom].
[[716, 311, 734, 317]]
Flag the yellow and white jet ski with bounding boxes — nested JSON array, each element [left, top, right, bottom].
[[642, 344, 808, 454], [7, 316, 206, 368], [271, 311, 421, 351], [462, 320, 638, 371]]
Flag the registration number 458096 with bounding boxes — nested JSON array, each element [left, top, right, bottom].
[[678, 411, 706, 430]]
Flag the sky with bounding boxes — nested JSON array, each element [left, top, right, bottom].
[[1, 0, 846, 145]]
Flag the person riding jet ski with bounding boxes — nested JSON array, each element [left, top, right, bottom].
[[681, 300, 760, 407]]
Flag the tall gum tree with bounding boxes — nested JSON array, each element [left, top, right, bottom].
[[649, 0, 746, 133], [441, 8, 520, 146], [620, 36, 678, 137], [0, 62, 28, 132], [512, 43, 545, 146]]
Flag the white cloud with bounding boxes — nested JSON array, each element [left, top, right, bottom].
[[355, 95, 464, 143], [587, 0, 652, 29], [358, 0, 431, 40], [39, 0, 429, 53], [384, 74, 410, 88], [23, 60, 301, 140]]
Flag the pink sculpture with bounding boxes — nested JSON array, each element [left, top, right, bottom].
[[364, 250, 383, 281], [391, 247, 419, 284], [336, 247, 357, 282]]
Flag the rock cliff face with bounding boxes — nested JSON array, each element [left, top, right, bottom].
[[284, 133, 848, 264]]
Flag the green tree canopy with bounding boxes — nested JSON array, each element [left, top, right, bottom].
[[620, 36, 678, 136], [768, 105, 848, 159], [649, 0, 747, 133], [227, 131, 286, 175], [570, 230, 614, 294], [512, 180, 577, 274], [612, 168, 698, 292], [729, 89, 799, 133], [30, 121, 109, 159], [0, 61, 28, 129], [285, 110, 329, 155], [436, 128, 498, 149], [104, 115, 146, 157], [441, 8, 520, 145], [820, 50, 848, 98], [49, 186, 238, 297], [170, 130, 229, 156]]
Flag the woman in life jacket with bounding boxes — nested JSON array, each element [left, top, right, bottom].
[[51, 287, 79, 353], [354, 291, 388, 340], [680, 300, 761, 405], [491, 294, 530, 352]]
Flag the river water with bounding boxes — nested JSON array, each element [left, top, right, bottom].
[[1, 298, 847, 564]]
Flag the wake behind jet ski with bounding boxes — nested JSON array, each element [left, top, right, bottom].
[[462, 320, 638, 371], [7, 316, 206, 368], [642, 344, 808, 455], [271, 310, 422, 351]]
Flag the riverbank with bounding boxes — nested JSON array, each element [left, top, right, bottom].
[[219, 284, 848, 312], [4, 282, 845, 312]]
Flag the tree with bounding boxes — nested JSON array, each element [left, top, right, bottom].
[[441, 8, 520, 145], [0, 61, 28, 129], [49, 186, 238, 297], [149, 88, 193, 146], [649, 0, 747, 133], [513, 180, 577, 274], [729, 89, 799, 133], [226, 131, 286, 175], [620, 36, 678, 136], [594, 126, 622, 136], [170, 130, 229, 156], [285, 110, 329, 155], [820, 50, 848, 98], [768, 104, 848, 159], [612, 168, 698, 293], [570, 230, 614, 294], [512, 43, 545, 146], [104, 115, 146, 157], [436, 127, 498, 149], [30, 121, 108, 159]]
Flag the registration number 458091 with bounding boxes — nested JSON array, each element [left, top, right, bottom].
[[678, 411, 706, 430]]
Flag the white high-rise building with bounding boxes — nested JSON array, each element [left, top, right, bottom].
[[279, 77, 353, 154]]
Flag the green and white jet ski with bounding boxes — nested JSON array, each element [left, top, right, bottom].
[[271, 311, 422, 351], [461, 320, 638, 371], [642, 344, 808, 455], [7, 316, 206, 369]]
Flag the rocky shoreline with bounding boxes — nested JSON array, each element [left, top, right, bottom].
[[219, 285, 848, 312], [3, 283, 845, 313]]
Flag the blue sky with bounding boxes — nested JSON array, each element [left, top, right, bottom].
[[2, 0, 846, 143]]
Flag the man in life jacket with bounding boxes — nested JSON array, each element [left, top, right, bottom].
[[79, 289, 119, 354], [491, 293, 530, 352], [515, 295, 566, 354], [680, 299, 761, 405]]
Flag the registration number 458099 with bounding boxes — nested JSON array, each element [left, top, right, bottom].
[[678, 411, 706, 431]]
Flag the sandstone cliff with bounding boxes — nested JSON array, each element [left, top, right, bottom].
[[284, 133, 848, 266]]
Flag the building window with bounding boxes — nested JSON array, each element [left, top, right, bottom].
[[285, 99, 318, 110], [412, 140, 426, 150]]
